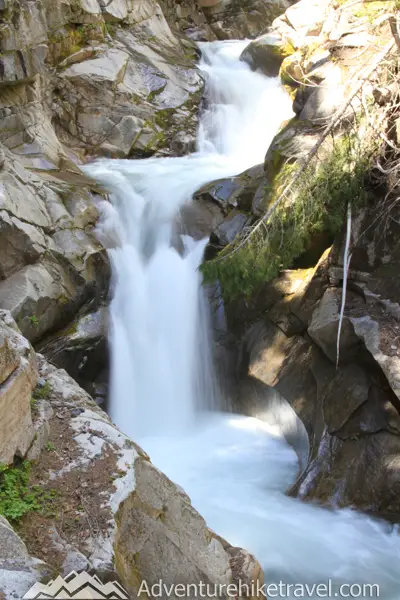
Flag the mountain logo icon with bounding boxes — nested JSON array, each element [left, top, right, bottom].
[[23, 571, 129, 599]]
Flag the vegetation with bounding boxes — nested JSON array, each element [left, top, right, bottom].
[[202, 132, 377, 302], [0, 462, 57, 522], [32, 380, 52, 401], [28, 315, 39, 328]]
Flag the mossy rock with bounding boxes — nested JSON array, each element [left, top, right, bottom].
[[264, 117, 322, 182], [280, 52, 303, 87], [240, 33, 295, 77]]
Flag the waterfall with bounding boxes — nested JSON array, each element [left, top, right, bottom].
[[84, 41, 400, 599], [84, 40, 293, 438]]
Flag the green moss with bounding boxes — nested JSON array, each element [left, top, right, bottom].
[[202, 133, 376, 302], [147, 83, 167, 103]]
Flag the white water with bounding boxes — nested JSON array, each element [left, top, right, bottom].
[[84, 41, 400, 599]]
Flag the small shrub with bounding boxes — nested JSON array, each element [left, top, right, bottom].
[[28, 315, 39, 328], [0, 462, 39, 522], [33, 380, 52, 401], [0, 463, 59, 522]]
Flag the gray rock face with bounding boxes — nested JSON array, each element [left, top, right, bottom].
[[203, 0, 293, 40], [0, 0, 205, 161], [0, 149, 109, 343]]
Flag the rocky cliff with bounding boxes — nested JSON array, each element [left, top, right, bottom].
[[201, 0, 400, 519]]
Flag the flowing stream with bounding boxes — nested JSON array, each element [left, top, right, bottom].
[[85, 41, 400, 598]]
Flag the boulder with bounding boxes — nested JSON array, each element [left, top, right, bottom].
[[0, 311, 37, 465], [115, 457, 232, 595], [0, 257, 84, 343], [38, 308, 108, 398], [203, 0, 293, 40], [284, 0, 331, 37], [308, 287, 361, 364], [241, 32, 295, 76]]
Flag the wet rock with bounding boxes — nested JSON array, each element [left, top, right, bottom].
[[210, 211, 250, 247], [38, 308, 108, 393]]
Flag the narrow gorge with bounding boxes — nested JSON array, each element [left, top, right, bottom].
[[1, 0, 400, 599]]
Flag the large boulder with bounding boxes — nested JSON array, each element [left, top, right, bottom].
[[241, 32, 295, 77]]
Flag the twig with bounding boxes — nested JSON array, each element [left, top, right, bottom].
[[336, 203, 352, 370]]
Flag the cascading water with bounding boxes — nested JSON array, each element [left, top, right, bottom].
[[84, 41, 400, 599]]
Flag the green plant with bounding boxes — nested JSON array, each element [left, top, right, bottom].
[[202, 132, 377, 302], [28, 315, 39, 328], [0, 462, 60, 522], [33, 380, 52, 401], [45, 442, 56, 452], [0, 462, 39, 522]]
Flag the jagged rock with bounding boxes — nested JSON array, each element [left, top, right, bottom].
[[204, 0, 293, 40], [351, 316, 400, 402], [38, 308, 108, 396], [0, 149, 110, 342], [210, 211, 250, 247], [308, 287, 361, 364], [55, 31, 202, 157], [98, 0, 129, 21], [0, 311, 37, 464], [322, 364, 370, 433]]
